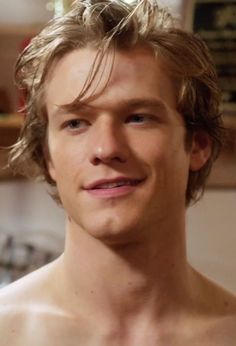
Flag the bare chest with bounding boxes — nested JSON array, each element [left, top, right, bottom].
[[3, 314, 236, 346]]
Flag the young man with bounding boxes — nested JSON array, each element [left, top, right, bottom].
[[1, 0, 236, 344]]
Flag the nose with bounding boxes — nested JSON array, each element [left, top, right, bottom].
[[89, 117, 130, 165]]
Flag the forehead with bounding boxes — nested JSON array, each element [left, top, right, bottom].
[[45, 45, 177, 112]]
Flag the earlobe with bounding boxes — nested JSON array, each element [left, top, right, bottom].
[[189, 131, 212, 172]]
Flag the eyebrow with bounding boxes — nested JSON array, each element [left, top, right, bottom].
[[119, 98, 169, 112], [51, 97, 169, 119]]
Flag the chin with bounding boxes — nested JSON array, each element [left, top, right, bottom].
[[78, 214, 142, 246]]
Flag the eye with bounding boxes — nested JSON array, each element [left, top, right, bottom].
[[63, 119, 89, 131], [126, 114, 153, 124]]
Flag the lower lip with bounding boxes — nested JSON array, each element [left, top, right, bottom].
[[85, 184, 140, 198]]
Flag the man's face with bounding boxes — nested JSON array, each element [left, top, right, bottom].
[[45, 46, 198, 244]]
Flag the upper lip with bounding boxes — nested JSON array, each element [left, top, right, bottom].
[[83, 176, 145, 190]]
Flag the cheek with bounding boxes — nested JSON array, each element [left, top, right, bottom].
[[47, 135, 86, 183], [169, 147, 190, 191], [149, 136, 190, 186], [137, 134, 176, 166]]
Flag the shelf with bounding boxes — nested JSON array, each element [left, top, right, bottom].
[[0, 113, 235, 182], [224, 114, 236, 131], [0, 114, 23, 149], [0, 113, 235, 129], [0, 114, 23, 179], [0, 114, 23, 129]]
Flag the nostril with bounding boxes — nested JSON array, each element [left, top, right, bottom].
[[92, 157, 101, 165], [92, 155, 126, 166], [90, 142, 129, 165]]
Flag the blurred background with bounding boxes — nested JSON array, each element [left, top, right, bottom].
[[0, 0, 235, 291]]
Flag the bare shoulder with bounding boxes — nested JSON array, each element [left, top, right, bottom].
[[0, 260, 62, 346], [196, 269, 236, 313], [190, 268, 236, 345], [0, 260, 56, 306], [0, 261, 85, 346], [207, 287, 236, 345]]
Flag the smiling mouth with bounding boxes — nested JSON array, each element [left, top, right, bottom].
[[84, 178, 145, 198], [93, 180, 141, 190], [84, 177, 145, 191]]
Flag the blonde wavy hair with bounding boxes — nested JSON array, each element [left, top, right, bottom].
[[9, 0, 224, 205]]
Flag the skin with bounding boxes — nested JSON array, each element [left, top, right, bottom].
[[0, 45, 236, 345]]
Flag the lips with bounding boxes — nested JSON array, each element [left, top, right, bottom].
[[84, 177, 144, 190]]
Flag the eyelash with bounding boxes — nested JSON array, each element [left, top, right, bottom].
[[63, 119, 89, 130], [126, 114, 155, 124], [61, 113, 157, 132]]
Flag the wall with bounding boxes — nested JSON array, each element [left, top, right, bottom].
[[0, 0, 52, 25], [0, 180, 65, 253], [187, 190, 236, 294]]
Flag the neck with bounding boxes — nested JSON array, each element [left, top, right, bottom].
[[54, 214, 193, 335]]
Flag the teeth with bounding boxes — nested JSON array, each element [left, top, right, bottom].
[[96, 180, 137, 189]]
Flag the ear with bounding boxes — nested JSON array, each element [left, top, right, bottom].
[[47, 159, 57, 181], [43, 145, 57, 182], [189, 131, 212, 171]]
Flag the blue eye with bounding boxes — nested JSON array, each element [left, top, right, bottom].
[[65, 119, 89, 130], [126, 114, 151, 124], [68, 119, 82, 128]]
